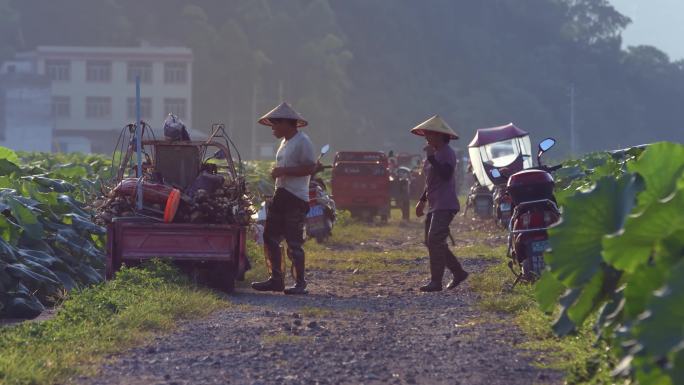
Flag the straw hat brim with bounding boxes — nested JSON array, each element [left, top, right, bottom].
[[410, 115, 459, 139], [258, 117, 308, 128], [410, 128, 459, 139], [258, 102, 309, 127]]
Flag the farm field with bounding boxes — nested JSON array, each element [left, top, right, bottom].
[[1, 143, 682, 385]]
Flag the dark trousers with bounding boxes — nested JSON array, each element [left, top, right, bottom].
[[263, 188, 309, 280], [424, 210, 465, 282]]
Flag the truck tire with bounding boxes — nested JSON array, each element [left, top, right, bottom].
[[522, 255, 544, 281], [400, 199, 410, 220], [379, 205, 390, 223], [209, 262, 236, 293]]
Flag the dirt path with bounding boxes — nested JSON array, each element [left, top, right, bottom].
[[77, 218, 561, 385]]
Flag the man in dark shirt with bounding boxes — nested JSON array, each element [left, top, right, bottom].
[[411, 115, 469, 292]]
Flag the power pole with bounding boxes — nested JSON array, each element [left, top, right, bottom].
[[251, 82, 257, 160], [135, 76, 142, 211], [570, 84, 576, 156]]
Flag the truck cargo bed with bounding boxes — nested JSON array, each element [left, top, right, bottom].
[[106, 218, 248, 292]]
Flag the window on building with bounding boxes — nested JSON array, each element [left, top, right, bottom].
[[45, 60, 70, 81], [127, 97, 152, 120], [127, 61, 153, 83], [51, 96, 71, 118], [164, 98, 187, 120], [164, 62, 187, 84], [86, 96, 111, 119], [86, 60, 112, 82]]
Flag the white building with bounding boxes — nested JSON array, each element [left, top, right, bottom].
[[0, 73, 53, 152], [4, 45, 193, 153]]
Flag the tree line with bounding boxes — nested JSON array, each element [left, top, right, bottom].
[[1, 0, 682, 156]]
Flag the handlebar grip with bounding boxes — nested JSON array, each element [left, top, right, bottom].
[[548, 164, 562, 172]]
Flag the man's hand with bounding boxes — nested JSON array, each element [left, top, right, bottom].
[[271, 167, 285, 179], [415, 200, 426, 218], [423, 144, 436, 157]]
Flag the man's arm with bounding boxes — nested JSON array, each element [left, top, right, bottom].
[[419, 189, 427, 202], [275, 164, 317, 177], [416, 188, 427, 217]]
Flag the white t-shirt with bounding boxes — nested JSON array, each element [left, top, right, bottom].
[[275, 131, 316, 202]]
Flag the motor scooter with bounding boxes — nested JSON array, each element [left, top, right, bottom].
[[305, 144, 336, 243], [251, 144, 335, 242], [466, 123, 534, 224], [489, 138, 561, 284]]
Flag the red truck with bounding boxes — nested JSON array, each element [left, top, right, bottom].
[[105, 137, 249, 292], [331, 151, 391, 222]]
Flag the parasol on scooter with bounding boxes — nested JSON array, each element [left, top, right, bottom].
[[465, 123, 533, 223]]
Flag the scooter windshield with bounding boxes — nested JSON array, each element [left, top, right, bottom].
[[482, 139, 519, 167], [469, 135, 533, 189]]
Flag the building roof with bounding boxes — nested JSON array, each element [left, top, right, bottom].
[[16, 45, 193, 62]]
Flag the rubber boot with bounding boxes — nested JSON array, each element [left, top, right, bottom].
[[420, 254, 444, 292], [284, 255, 308, 295], [446, 270, 468, 290], [252, 245, 284, 292], [420, 280, 442, 292], [445, 250, 468, 290]]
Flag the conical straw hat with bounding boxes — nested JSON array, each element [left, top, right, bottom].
[[257, 102, 308, 128], [410, 115, 459, 139]]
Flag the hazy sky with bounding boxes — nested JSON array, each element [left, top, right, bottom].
[[610, 0, 684, 60]]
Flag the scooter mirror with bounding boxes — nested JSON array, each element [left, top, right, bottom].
[[539, 138, 556, 153], [320, 144, 330, 156], [490, 168, 502, 178]]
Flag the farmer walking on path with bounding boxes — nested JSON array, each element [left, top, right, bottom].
[[411, 115, 469, 292], [252, 102, 316, 295]]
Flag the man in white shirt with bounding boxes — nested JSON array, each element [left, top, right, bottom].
[[252, 102, 316, 295]]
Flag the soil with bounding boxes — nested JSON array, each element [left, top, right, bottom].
[[76, 216, 562, 385]]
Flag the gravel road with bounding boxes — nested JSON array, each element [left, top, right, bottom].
[[77, 218, 562, 385]]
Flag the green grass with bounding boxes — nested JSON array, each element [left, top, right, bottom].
[[468, 244, 618, 384], [0, 261, 226, 385], [261, 332, 313, 346], [455, 243, 508, 261], [515, 309, 620, 385], [299, 306, 333, 318]]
